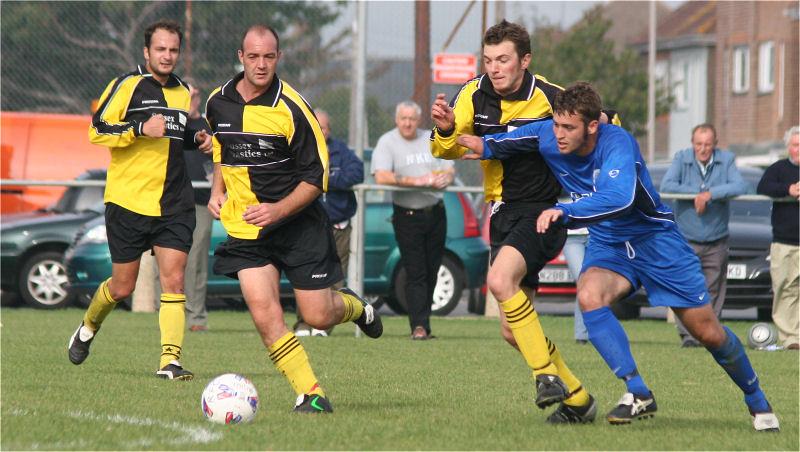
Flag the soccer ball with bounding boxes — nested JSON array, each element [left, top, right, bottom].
[[747, 322, 777, 349], [201, 373, 259, 424]]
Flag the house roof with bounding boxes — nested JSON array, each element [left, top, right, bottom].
[[629, 0, 717, 48]]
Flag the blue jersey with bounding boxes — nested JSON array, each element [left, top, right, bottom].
[[482, 122, 675, 244]]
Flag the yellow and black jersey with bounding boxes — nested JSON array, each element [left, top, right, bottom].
[[89, 65, 196, 216], [431, 71, 563, 204], [205, 72, 328, 240]]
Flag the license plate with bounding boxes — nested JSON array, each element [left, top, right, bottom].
[[538, 268, 573, 283], [727, 263, 747, 279]]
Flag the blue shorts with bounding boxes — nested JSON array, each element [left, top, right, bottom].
[[582, 224, 710, 308]]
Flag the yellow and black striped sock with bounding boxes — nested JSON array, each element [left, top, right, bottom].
[[84, 277, 117, 331], [336, 290, 365, 324], [500, 290, 558, 376], [268, 332, 325, 397], [547, 337, 590, 406], [159, 293, 186, 369]]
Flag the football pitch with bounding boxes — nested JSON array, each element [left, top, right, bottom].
[[2, 308, 797, 450]]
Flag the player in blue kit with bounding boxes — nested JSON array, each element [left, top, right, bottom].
[[456, 82, 780, 431]]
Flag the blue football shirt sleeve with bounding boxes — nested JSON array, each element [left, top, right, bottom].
[[556, 131, 638, 227], [481, 120, 552, 160]]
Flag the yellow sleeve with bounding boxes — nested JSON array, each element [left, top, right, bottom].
[[430, 82, 477, 160], [87, 76, 140, 148]]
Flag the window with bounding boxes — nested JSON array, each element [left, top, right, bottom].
[[732, 46, 749, 93], [672, 61, 690, 109], [758, 41, 775, 93]]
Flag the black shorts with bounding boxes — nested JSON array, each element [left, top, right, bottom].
[[105, 202, 195, 264], [213, 202, 343, 290], [489, 201, 567, 289]]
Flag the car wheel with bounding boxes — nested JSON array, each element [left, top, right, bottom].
[[18, 251, 73, 309], [388, 255, 465, 316]]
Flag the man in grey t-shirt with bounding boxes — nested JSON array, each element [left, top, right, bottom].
[[371, 100, 455, 339]]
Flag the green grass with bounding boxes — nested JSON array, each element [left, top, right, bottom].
[[1, 308, 797, 450]]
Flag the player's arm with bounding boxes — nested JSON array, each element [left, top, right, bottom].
[[242, 181, 322, 228], [89, 78, 147, 147], [456, 121, 552, 160], [207, 133, 226, 219], [430, 87, 476, 160], [556, 133, 639, 227], [185, 118, 213, 154]]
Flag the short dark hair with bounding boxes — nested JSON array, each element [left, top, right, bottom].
[[144, 20, 183, 48], [240, 25, 280, 52], [553, 82, 602, 127], [691, 123, 717, 142], [483, 20, 531, 59]]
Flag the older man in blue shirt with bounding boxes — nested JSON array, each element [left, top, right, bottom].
[[661, 123, 749, 348]]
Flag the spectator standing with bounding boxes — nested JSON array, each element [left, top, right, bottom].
[[372, 101, 454, 340], [294, 109, 364, 337], [661, 124, 749, 348], [205, 24, 382, 413], [757, 126, 799, 350], [68, 20, 213, 380]]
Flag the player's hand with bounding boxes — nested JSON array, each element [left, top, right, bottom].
[[456, 134, 484, 160], [207, 192, 226, 219], [694, 190, 711, 215], [243, 202, 283, 227], [196, 130, 213, 154], [142, 114, 166, 137], [430, 93, 455, 132], [536, 208, 563, 234]]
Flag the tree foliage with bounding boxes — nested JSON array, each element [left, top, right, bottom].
[[1, 1, 346, 113], [529, 6, 672, 136]]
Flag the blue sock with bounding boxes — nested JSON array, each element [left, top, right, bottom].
[[707, 326, 769, 412], [582, 307, 649, 395]]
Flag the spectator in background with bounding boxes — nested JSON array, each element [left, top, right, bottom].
[[661, 123, 749, 348], [371, 100, 454, 340], [155, 81, 214, 332], [757, 126, 799, 350], [294, 109, 364, 337]]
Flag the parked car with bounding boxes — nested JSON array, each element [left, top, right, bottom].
[[65, 163, 490, 316], [1, 169, 106, 308], [534, 163, 773, 320]]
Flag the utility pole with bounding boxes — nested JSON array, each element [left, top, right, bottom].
[[413, 0, 431, 121]]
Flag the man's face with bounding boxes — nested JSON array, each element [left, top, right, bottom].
[[395, 106, 420, 140], [143, 28, 181, 80], [552, 112, 595, 155], [317, 112, 331, 141], [788, 133, 799, 164], [692, 128, 716, 165], [238, 31, 281, 91], [482, 40, 530, 97]]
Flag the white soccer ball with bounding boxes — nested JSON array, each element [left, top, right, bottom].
[[201, 373, 259, 424], [747, 322, 777, 349]]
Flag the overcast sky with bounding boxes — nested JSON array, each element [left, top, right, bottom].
[[324, 1, 683, 59]]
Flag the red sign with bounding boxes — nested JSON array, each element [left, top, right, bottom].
[[433, 53, 477, 84]]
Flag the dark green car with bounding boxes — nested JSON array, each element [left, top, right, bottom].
[[1, 170, 106, 308], [65, 176, 490, 316]]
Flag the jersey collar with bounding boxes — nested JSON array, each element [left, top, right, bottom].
[[136, 64, 183, 88], [477, 70, 535, 101], [220, 72, 283, 106]]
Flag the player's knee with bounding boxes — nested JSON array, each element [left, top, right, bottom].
[[487, 270, 514, 300], [577, 289, 604, 311], [108, 280, 135, 301], [300, 309, 334, 330], [159, 274, 185, 294]]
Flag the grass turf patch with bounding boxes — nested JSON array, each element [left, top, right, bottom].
[[2, 308, 797, 450]]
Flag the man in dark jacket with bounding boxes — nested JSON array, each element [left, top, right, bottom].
[[757, 125, 799, 350], [294, 109, 364, 336]]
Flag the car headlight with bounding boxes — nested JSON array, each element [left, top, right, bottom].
[[77, 224, 108, 246]]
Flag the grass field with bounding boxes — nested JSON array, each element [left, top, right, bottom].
[[1, 307, 797, 450]]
